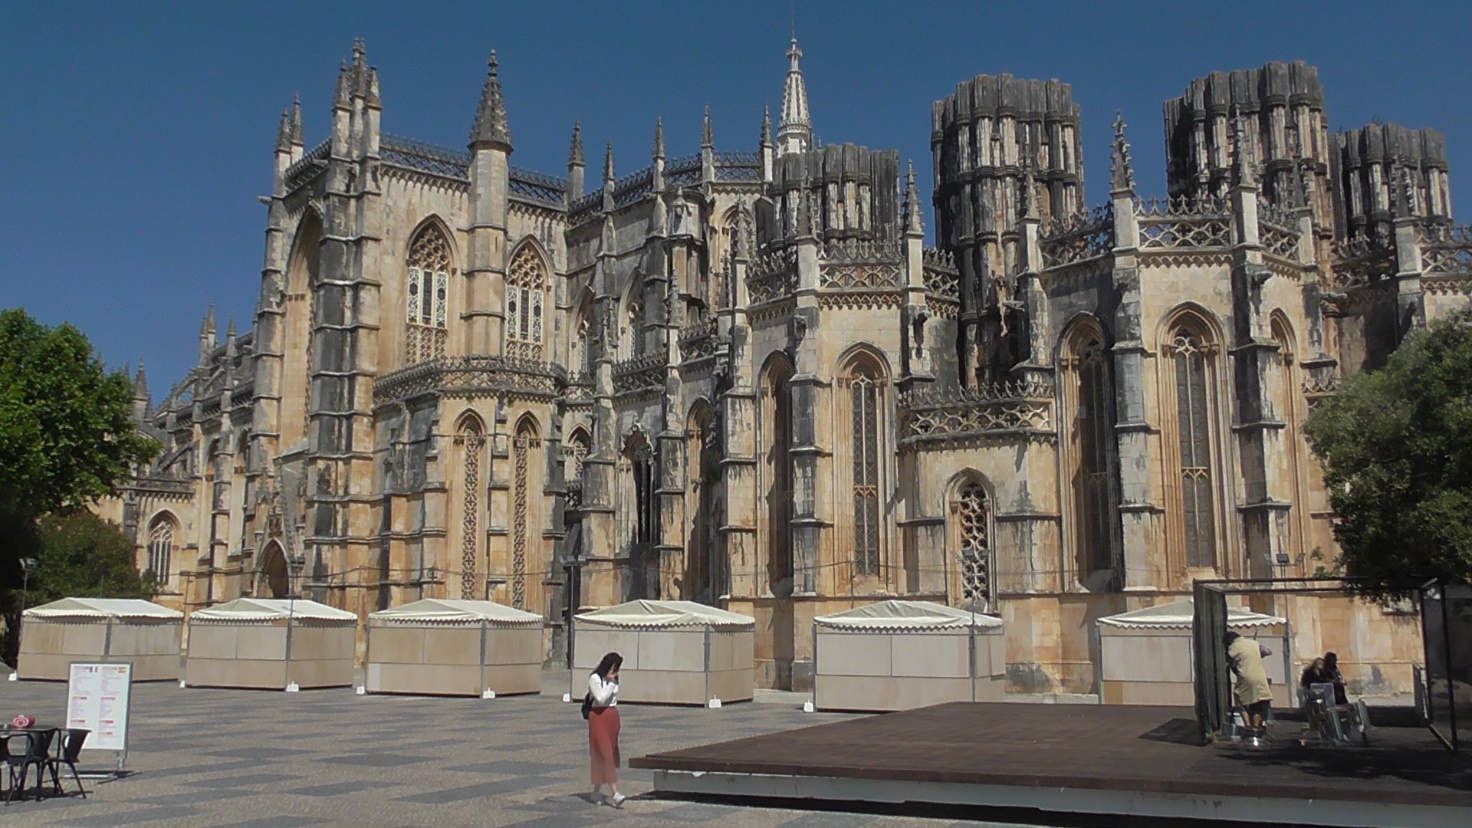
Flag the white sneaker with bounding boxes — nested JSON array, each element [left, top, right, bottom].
[[610, 793, 626, 808]]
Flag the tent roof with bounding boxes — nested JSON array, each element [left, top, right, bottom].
[[23, 597, 182, 621], [575, 600, 755, 630], [189, 598, 357, 624], [815, 599, 1003, 631], [369, 599, 543, 627], [1097, 599, 1285, 630]]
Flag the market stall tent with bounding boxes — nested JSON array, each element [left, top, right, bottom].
[[1097, 599, 1291, 706], [185, 598, 357, 690], [18, 598, 184, 681], [813, 600, 1006, 711], [573, 600, 755, 706], [366, 599, 543, 697]]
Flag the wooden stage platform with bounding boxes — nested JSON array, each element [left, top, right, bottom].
[[631, 702, 1472, 826]]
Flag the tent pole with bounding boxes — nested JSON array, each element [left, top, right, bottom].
[[704, 627, 711, 706], [104, 617, 114, 662], [480, 620, 488, 697], [970, 624, 976, 703]]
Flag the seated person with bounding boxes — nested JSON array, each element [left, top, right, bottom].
[[1301, 657, 1331, 694], [1322, 652, 1349, 705]]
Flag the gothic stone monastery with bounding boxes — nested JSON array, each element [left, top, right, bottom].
[[100, 40, 1469, 694]]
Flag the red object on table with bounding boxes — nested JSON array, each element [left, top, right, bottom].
[[10, 713, 36, 729]]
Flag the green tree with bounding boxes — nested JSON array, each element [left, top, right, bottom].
[[24, 510, 156, 606], [1304, 310, 1472, 596], [1, 308, 158, 663]]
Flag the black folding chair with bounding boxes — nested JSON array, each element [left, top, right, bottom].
[[45, 729, 89, 799], [5, 728, 56, 804]]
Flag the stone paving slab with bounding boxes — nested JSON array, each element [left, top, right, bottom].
[[0, 671, 1049, 827]]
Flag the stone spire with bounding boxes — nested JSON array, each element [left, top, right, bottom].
[[761, 105, 773, 148], [777, 38, 812, 155], [469, 51, 512, 150], [1110, 111, 1135, 195], [133, 360, 149, 399], [602, 141, 616, 182], [904, 162, 924, 235], [275, 108, 293, 152], [653, 116, 666, 160], [1230, 106, 1256, 189], [702, 105, 714, 149], [289, 94, 304, 146], [568, 119, 585, 166]]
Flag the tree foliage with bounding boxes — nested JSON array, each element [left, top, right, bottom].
[[1304, 310, 1472, 595], [0, 308, 159, 664], [23, 511, 156, 607], [0, 308, 157, 518]]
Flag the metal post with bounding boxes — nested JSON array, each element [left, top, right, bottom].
[[969, 624, 977, 703], [1441, 588, 1459, 753], [479, 620, 488, 697], [103, 617, 114, 662], [703, 627, 711, 706]]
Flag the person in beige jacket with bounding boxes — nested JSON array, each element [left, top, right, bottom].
[[1225, 631, 1274, 731]]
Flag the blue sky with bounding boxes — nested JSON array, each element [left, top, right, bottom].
[[2, 1, 1468, 392]]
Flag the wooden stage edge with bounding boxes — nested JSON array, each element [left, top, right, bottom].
[[631, 702, 1472, 828]]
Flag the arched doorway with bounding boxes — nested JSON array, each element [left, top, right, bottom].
[[260, 541, 291, 599]]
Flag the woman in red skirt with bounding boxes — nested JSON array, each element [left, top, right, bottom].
[[588, 651, 624, 807]]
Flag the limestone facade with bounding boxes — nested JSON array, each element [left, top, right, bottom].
[[100, 42, 1471, 694]]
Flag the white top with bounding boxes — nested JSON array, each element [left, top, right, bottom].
[[575, 600, 755, 631], [24, 597, 183, 621], [588, 672, 619, 708], [368, 598, 542, 627], [814, 599, 1003, 631], [1096, 599, 1285, 630]]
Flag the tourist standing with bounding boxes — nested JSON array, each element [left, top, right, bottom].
[[588, 651, 625, 807], [1225, 631, 1273, 733]]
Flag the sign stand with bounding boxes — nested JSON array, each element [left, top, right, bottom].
[[66, 661, 133, 777]]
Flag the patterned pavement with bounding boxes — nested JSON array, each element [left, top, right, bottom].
[[0, 672, 1037, 828]]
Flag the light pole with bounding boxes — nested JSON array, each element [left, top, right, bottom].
[[19, 558, 39, 616]]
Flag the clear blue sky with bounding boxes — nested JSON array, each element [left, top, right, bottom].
[[3, 1, 1468, 392]]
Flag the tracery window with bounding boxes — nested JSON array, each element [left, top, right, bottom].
[[1068, 330, 1116, 576], [952, 481, 990, 602], [505, 245, 547, 361], [849, 363, 883, 577], [1169, 324, 1218, 569], [147, 516, 176, 586], [406, 227, 451, 363], [762, 357, 795, 595]]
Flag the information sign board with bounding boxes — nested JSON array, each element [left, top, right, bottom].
[[66, 662, 132, 754]]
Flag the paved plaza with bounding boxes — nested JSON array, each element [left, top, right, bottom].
[[0, 672, 1039, 828]]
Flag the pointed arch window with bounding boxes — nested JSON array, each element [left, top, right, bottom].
[[1064, 327, 1116, 577], [505, 245, 547, 361], [147, 515, 176, 586], [625, 274, 646, 358], [951, 480, 990, 602], [1169, 323, 1219, 569], [406, 227, 451, 363], [847, 361, 884, 577]]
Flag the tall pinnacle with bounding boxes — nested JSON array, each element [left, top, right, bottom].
[[702, 106, 714, 149], [1110, 111, 1135, 195], [289, 94, 304, 145], [568, 120, 584, 166], [1230, 106, 1255, 189], [133, 360, 149, 398], [761, 105, 773, 147], [653, 116, 666, 160], [904, 162, 923, 234], [275, 108, 293, 152], [603, 141, 616, 183], [470, 51, 512, 150], [777, 38, 812, 155]]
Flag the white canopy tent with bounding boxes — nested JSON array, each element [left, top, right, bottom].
[[1097, 599, 1290, 706], [185, 598, 357, 690], [813, 600, 1006, 711], [573, 600, 755, 706], [19, 598, 183, 681], [366, 599, 544, 697]]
